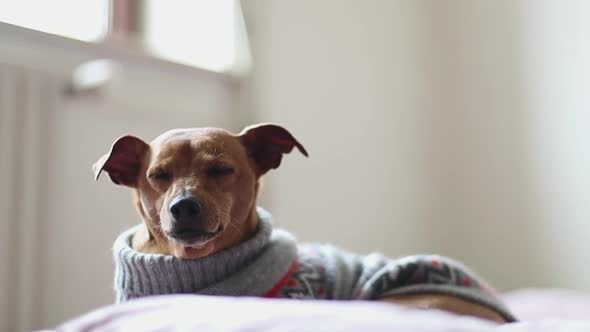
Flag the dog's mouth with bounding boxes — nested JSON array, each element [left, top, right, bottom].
[[169, 225, 224, 247]]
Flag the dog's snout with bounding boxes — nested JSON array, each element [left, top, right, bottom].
[[168, 195, 217, 243], [169, 195, 202, 223]]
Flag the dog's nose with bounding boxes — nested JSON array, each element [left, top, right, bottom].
[[169, 195, 202, 223]]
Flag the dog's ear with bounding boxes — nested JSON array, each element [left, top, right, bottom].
[[93, 135, 149, 187], [240, 123, 308, 175]]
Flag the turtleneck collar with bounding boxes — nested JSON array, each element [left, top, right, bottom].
[[113, 207, 298, 302]]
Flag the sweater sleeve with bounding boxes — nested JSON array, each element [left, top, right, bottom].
[[351, 254, 517, 322]]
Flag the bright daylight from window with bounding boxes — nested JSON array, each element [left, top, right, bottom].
[[0, 0, 108, 41], [0, 0, 241, 73], [144, 0, 239, 73]]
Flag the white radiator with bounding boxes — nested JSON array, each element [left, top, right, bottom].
[[0, 63, 60, 332]]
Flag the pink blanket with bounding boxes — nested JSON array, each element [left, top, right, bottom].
[[56, 289, 590, 331]]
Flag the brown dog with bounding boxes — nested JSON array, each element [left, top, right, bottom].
[[94, 123, 508, 323], [93, 124, 306, 259]]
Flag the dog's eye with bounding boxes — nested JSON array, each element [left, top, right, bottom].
[[207, 165, 235, 178], [149, 170, 172, 182]]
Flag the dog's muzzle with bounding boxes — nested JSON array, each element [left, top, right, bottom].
[[168, 195, 218, 243]]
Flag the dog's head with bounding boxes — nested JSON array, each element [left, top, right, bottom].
[[94, 124, 307, 259]]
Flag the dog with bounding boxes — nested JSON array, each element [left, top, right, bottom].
[[94, 123, 515, 323]]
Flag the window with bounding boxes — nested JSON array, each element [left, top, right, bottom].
[[0, 0, 108, 41], [0, 0, 247, 73], [144, 0, 246, 73]]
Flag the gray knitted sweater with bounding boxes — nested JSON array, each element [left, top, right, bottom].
[[113, 208, 516, 322]]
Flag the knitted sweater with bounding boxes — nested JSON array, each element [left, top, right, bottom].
[[113, 208, 516, 322]]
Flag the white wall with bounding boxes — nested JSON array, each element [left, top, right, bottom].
[[243, 0, 434, 257], [524, 0, 590, 289], [242, 0, 590, 292], [416, 1, 546, 290]]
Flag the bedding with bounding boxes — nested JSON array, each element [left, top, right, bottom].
[[55, 289, 590, 332]]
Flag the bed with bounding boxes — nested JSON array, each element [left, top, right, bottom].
[[55, 288, 590, 331]]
